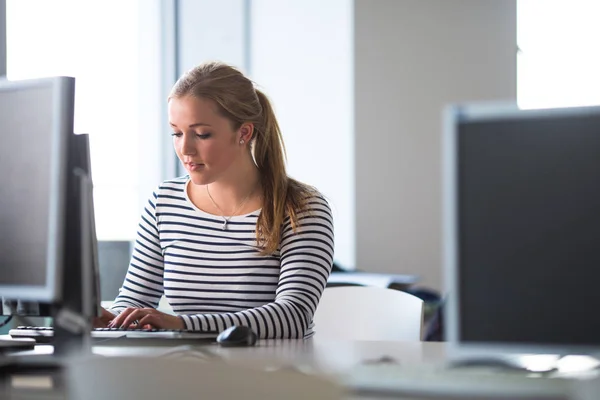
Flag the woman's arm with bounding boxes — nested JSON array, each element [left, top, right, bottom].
[[109, 191, 165, 314], [178, 195, 334, 339]]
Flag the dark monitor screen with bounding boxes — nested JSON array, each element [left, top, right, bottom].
[[451, 106, 600, 350]]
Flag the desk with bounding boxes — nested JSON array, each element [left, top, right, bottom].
[[0, 337, 446, 399], [327, 272, 419, 290], [3, 339, 587, 400]]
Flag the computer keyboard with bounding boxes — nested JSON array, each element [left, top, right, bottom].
[[9, 326, 218, 343], [340, 362, 571, 399]]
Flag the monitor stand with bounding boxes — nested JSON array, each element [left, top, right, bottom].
[[0, 305, 93, 372], [0, 308, 92, 373], [0, 337, 57, 373], [0, 338, 36, 351]]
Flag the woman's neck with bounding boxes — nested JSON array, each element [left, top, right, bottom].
[[190, 159, 262, 213]]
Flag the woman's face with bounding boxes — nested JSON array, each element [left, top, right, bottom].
[[168, 95, 242, 185]]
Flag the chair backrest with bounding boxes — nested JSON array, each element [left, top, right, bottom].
[[67, 356, 342, 400], [98, 240, 131, 301], [313, 286, 424, 341]]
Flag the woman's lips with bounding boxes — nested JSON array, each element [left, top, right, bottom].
[[186, 162, 204, 171]]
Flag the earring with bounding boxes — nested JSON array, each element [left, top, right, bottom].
[[240, 139, 245, 145]]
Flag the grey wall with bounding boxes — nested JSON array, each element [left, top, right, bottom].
[[355, 0, 517, 291], [98, 241, 132, 301]]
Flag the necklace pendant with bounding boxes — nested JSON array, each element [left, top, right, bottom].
[[222, 220, 228, 230]]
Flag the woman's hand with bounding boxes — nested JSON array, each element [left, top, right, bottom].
[[93, 307, 116, 328], [107, 307, 185, 330]]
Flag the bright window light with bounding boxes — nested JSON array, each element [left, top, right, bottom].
[[6, 0, 141, 240], [518, 0, 600, 109]]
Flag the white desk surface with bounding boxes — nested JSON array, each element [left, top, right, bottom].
[[102, 338, 445, 372], [0, 337, 446, 399]]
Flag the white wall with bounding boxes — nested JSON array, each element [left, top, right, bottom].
[[355, 0, 517, 290], [250, 0, 354, 268], [177, 0, 247, 74]]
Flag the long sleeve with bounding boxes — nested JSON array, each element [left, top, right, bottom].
[[110, 191, 165, 313], [178, 195, 334, 338]]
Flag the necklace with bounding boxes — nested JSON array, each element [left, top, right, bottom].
[[206, 185, 255, 230]]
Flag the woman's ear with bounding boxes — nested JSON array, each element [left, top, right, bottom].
[[239, 123, 254, 144]]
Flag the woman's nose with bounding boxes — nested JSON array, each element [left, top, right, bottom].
[[181, 135, 196, 155]]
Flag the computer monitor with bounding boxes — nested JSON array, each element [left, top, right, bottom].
[[443, 103, 600, 360], [59, 132, 101, 325], [0, 76, 73, 302], [0, 76, 99, 355]]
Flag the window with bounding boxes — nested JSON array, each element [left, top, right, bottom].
[[7, 0, 165, 240], [518, 0, 600, 109]]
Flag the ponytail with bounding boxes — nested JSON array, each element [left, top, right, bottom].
[[254, 90, 314, 254]]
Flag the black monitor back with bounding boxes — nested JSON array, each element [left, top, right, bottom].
[[59, 133, 99, 315], [445, 104, 600, 357]]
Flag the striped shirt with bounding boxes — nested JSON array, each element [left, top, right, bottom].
[[110, 176, 335, 339]]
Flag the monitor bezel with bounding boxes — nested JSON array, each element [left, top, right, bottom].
[[443, 101, 600, 358], [0, 76, 75, 302]]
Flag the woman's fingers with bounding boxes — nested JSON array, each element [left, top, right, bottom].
[[105, 308, 183, 330], [137, 314, 158, 328], [108, 307, 138, 328], [120, 309, 149, 328], [138, 313, 185, 330]]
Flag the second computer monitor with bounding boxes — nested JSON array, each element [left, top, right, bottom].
[[444, 103, 600, 357]]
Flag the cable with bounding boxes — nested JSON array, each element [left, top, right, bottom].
[[0, 315, 13, 329]]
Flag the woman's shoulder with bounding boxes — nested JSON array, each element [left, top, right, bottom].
[[289, 179, 327, 202], [288, 180, 332, 218], [281, 183, 334, 240], [154, 175, 189, 195], [303, 190, 331, 212]]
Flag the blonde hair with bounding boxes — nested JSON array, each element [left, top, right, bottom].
[[169, 61, 314, 255]]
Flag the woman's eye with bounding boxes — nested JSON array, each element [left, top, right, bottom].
[[171, 132, 182, 138], [197, 133, 211, 139]]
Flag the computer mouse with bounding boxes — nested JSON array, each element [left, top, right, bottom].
[[216, 325, 258, 347]]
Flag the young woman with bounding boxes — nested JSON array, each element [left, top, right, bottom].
[[97, 62, 334, 339]]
